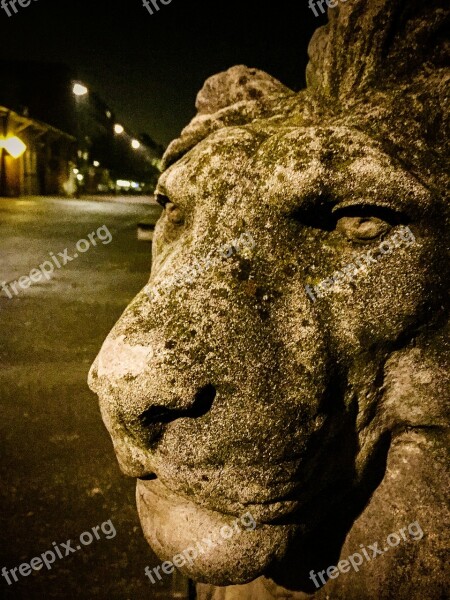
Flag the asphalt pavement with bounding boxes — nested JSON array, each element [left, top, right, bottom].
[[0, 196, 189, 599]]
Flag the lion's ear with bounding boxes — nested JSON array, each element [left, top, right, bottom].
[[162, 65, 294, 169]]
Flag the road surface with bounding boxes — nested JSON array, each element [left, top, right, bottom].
[[0, 196, 189, 599]]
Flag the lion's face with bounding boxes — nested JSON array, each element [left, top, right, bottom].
[[88, 117, 448, 584]]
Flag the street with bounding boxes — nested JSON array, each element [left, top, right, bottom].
[[0, 196, 188, 599]]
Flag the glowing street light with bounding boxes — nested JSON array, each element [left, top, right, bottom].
[[93, 160, 100, 167], [73, 83, 88, 97], [0, 136, 27, 159], [114, 124, 124, 134], [131, 139, 140, 150]]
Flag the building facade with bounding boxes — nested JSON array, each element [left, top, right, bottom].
[[0, 106, 77, 197], [0, 61, 163, 198]]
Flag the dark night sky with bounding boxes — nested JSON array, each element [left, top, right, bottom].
[[0, 0, 326, 147]]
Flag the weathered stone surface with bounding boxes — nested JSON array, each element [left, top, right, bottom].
[[88, 0, 449, 598]]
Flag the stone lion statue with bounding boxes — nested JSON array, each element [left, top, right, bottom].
[[88, 0, 449, 598]]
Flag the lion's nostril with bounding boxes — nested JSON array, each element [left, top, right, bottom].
[[191, 383, 217, 416], [139, 384, 217, 427], [140, 407, 175, 425], [138, 473, 157, 481]]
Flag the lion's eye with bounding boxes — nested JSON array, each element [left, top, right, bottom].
[[165, 203, 185, 225], [336, 215, 390, 242], [156, 193, 171, 208], [156, 194, 185, 225], [333, 205, 401, 243]]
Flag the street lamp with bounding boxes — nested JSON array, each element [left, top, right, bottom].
[[73, 83, 88, 97], [131, 139, 140, 150], [114, 124, 124, 134], [0, 136, 27, 159]]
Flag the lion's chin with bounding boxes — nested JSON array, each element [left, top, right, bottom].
[[136, 478, 295, 585]]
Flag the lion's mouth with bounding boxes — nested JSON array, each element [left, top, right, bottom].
[[137, 472, 316, 524]]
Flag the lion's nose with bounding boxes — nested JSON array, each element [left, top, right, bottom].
[[125, 383, 217, 458], [88, 345, 217, 475]]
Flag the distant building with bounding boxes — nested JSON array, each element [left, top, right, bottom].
[[0, 106, 77, 197], [0, 61, 163, 197], [0, 61, 77, 136]]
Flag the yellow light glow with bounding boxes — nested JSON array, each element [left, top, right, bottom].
[[0, 136, 27, 158], [131, 139, 140, 150], [73, 83, 88, 96], [114, 124, 124, 134]]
